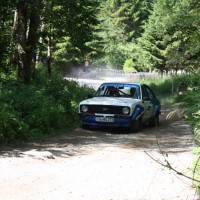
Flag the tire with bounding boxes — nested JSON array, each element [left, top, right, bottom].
[[149, 114, 159, 127], [81, 124, 89, 129], [129, 118, 140, 133]]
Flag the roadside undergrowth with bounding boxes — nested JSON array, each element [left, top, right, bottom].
[[0, 72, 95, 143], [143, 73, 200, 193]]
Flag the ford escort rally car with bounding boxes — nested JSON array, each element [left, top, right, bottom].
[[78, 82, 161, 133]]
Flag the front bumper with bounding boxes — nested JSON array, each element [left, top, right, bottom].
[[79, 114, 132, 128]]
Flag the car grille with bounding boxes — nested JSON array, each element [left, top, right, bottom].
[[84, 105, 127, 115]]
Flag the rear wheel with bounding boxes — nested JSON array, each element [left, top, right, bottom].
[[149, 114, 159, 127]]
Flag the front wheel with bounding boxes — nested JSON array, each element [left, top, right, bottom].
[[81, 124, 90, 129], [129, 118, 142, 133]]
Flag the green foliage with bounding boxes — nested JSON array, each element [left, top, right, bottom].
[[140, 74, 199, 105], [140, 76, 173, 96], [0, 0, 15, 75], [0, 73, 95, 143], [0, 0, 100, 79], [176, 92, 200, 144], [181, 90, 200, 190], [40, 0, 99, 72], [1, 0, 200, 77], [136, 0, 200, 72], [88, 1, 128, 68], [123, 59, 136, 73], [88, 0, 153, 68], [176, 90, 200, 127], [0, 101, 28, 143], [174, 73, 200, 191], [109, 0, 153, 41], [143, 74, 200, 190]]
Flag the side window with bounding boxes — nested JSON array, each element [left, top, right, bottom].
[[141, 86, 148, 99], [135, 86, 141, 99], [145, 86, 155, 99]]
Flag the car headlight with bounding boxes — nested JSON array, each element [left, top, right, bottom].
[[81, 105, 88, 113], [122, 107, 130, 115]]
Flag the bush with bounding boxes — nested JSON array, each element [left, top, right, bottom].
[[140, 73, 198, 96], [123, 59, 137, 73], [145, 73, 200, 192], [174, 73, 200, 192], [0, 73, 95, 143], [176, 90, 200, 132], [0, 102, 28, 143], [34, 73, 95, 125]]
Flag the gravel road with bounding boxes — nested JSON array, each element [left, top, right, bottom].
[[0, 106, 198, 200]]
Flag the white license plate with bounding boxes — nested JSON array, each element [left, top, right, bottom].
[[96, 117, 114, 123]]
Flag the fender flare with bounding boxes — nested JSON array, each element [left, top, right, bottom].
[[153, 105, 160, 117], [131, 105, 144, 121]]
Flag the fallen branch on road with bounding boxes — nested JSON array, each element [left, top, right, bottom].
[[144, 151, 200, 183]]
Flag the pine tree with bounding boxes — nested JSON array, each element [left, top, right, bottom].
[[89, 0, 153, 68], [110, 0, 153, 41], [136, 0, 200, 73]]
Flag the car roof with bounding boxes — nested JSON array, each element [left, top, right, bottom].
[[100, 82, 143, 86]]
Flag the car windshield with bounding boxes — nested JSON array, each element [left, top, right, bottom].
[[94, 84, 141, 99]]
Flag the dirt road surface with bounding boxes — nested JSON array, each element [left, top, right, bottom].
[[0, 106, 198, 200]]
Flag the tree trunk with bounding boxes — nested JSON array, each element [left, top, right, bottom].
[[160, 69, 164, 77], [15, 0, 41, 84], [45, 0, 54, 76], [16, 0, 29, 83], [27, 0, 41, 77], [46, 36, 52, 76]]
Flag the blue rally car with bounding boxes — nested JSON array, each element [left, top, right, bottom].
[[78, 82, 161, 133]]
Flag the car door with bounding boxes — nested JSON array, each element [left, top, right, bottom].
[[141, 85, 154, 121]]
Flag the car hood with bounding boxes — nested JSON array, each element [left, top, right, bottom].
[[79, 97, 141, 107]]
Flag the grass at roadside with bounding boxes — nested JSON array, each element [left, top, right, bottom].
[[175, 90, 200, 192], [145, 73, 200, 194]]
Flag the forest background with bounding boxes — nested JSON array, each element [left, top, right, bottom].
[[1, 0, 200, 80]]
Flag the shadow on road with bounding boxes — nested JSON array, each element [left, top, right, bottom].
[[0, 108, 194, 159]]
